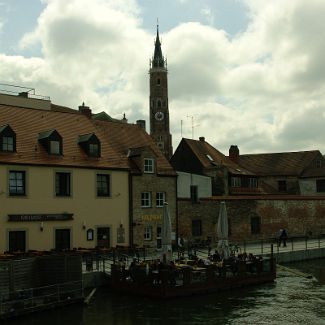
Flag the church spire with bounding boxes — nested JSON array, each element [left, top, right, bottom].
[[152, 23, 165, 68]]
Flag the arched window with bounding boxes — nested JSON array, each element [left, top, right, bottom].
[[157, 100, 161, 108]]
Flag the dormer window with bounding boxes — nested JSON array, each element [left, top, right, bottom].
[[316, 160, 322, 168], [0, 124, 16, 152], [78, 133, 101, 157], [144, 158, 154, 173], [38, 129, 63, 155]]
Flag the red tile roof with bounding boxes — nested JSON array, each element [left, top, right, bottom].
[[182, 138, 254, 175], [0, 104, 128, 169], [93, 120, 176, 176], [237, 151, 322, 176]]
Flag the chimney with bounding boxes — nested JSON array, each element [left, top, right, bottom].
[[229, 145, 239, 163], [18, 92, 29, 98], [199, 136, 205, 142], [78, 102, 92, 119], [122, 113, 128, 124], [136, 120, 146, 130]]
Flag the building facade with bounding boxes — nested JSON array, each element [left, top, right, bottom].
[[0, 93, 130, 253], [171, 137, 325, 242], [93, 119, 177, 249]]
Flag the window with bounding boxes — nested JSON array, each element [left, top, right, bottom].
[[192, 220, 202, 236], [97, 174, 110, 196], [157, 100, 161, 108], [144, 158, 154, 173], [0, 124, 16, 152], [89, 143, 99, 156], [144, 225, 152, 240], [78, 133, 101, 157], [190, 185, 198, 202], [50, 140, 60, 155], [251, 216, 261, 234], [278, 180, 287, 192], [248, 178, 258, 188], [316, 160, 322, 168], [2, 136, 14, 152], [316, 179, 325, 192], [231, 177, 241, 187], [9, 171, 26, 196], [141, 192, 152, 207], [156, 192, 165, 207], [9, 231, 26, 252], [55, 172, 71, 196], [38, 129, 62, 155], [157, 78, 161, 85]]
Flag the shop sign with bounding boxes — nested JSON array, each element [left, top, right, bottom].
[[8, 213, 74, 222], [139, 215, 162, 222]]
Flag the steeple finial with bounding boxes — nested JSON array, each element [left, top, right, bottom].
[[152, 20, 164, 68]]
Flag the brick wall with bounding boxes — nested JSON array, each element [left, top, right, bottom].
[[178, 196, 325, 242]]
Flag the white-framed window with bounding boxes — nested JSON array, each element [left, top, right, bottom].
[[231, 177, 241, 187], [141, 192, 152, 207], [144, 225, 152, 240], [156, 192, 165, 207], [144, 158, 154, 173]]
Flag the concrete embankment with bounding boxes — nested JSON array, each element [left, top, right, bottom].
[[273, 247, 325, 264], [83, 271, 110, 289]]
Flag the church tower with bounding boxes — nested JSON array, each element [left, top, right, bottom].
[[149, 24, 173, 160]]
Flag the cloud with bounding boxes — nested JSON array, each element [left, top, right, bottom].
[[1, 0, 325, 156]]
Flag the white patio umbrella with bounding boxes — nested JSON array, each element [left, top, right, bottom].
[[161, 202, 172, 262], [216, 201, 230, 259]]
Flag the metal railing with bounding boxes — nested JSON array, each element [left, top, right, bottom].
[[231, 234, 325, 255], [0, 281, 83, 319]]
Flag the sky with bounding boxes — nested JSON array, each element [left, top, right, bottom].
[[1, 0, 325, 155]]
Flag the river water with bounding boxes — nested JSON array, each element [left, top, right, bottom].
[[4, 259, 325, 325]]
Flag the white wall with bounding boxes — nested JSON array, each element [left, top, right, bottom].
[[177, 171, 212, 198]]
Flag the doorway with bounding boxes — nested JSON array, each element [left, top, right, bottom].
[[97, 227, 110, 248], [55, 229, 71, 251], [9, 230, 26, 252]]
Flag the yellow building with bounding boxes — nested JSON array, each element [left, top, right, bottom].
[[0, 94, 130, 253]]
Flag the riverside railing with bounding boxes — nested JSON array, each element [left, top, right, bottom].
[[0, 280, 83, 319], [231, 234, 325, 255]]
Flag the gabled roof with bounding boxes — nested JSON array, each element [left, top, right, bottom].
[[0, 104, 128, 170], [179, 138, 254, 175], [93, 120, 176, 176], [237, 151, 323, 176]]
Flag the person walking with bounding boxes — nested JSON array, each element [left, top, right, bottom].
[[278, 228, 288, 247]]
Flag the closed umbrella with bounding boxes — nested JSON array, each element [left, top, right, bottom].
[[161, 202, 172, 262], [216, 201, 230, 259]]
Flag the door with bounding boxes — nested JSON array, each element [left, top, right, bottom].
[[97, 227, 110, 248], [55, 229, 71, 251], [9, 231, 26, 252]]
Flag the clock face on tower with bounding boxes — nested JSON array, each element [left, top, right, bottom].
[[155, 111, 164, 121]]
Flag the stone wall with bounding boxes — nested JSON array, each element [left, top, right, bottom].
[[178, 196, 325, 242], [132, 174, 177, 248]]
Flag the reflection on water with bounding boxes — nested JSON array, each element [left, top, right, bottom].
[[4, 260, 325, 325]]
